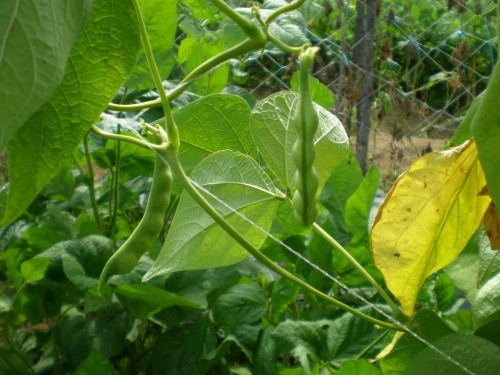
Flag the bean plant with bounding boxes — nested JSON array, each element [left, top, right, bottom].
[[0, 1, 499, 374]]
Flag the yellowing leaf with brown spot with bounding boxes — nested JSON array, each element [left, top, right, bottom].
[[371, 140, 490, 316]]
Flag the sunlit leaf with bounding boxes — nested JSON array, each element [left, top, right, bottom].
[[371, 140, 490, 316], [143, 150, 280, 280]]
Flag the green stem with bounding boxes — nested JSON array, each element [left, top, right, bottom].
[[181, 38, 262, 85], [210, 0, 266, 43], [312, 222, 402, 318], [132, 0, 179, 149], [83, 134, 101, 229], [107, 38, 262, 113], [164, 149, 403, 331], [265, 0, 306, 26]]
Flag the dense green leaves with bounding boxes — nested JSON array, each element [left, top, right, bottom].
[[4, 0, 141, 224], [0, 0, 92, 150]]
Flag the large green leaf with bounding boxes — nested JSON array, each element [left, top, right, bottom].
[[0, 0, 92, 150], [3, 0, 141, 224], [125, 0, 177, 88], [172, 94, 256, 177], [404, 333, 500, 375], [250, 91, 348, 191], [144, 150, 280, 280]]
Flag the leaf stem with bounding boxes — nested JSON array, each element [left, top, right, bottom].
[[164, 149, 403, 331], [312, 222, 402, 318], [132, 0, 179, 149]]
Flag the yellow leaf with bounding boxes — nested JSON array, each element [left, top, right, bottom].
[[371, 140, 490, 316]]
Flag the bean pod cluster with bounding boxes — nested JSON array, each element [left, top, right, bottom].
[[98, 145, 172, 291], [292, 47, 320, 226]]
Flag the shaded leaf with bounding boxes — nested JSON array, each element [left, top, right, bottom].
[[379, 310, 453, 375], [93, 303, 134, 358], [114, 284, 200, 320], [250, 91, 348, 191], [144, 151, 279, 280], [404, 333, 500, 375], [212, 284, 267, 326], [0, 0, 92, 150], [4, 0, 141, 224], [74, 349, 114, 375], [371, 140, 490, 316]]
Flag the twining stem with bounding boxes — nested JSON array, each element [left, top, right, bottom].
[[132, 0, 179, 149], [312, 223, 402, 318], [164, 149, 403, 331], [83, 134, 101, 228]]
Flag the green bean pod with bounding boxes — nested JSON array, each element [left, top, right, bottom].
[[98, 151, 172, 291], [292, 47, 320, 226]]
